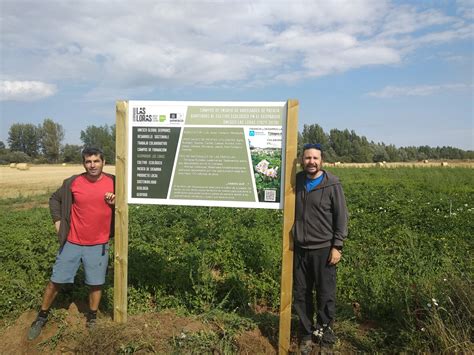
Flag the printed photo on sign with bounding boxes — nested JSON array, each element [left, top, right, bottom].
[[248, 127, 282, 203]]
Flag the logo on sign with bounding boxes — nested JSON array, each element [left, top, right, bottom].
[[133, 107, 160, 122]]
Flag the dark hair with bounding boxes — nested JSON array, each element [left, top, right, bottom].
[[303, 143, 323, 152], [82, 147, 105, 162], [301, 143, 324, 159]]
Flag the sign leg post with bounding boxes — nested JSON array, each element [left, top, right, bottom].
[[114, 101, 129, 323], [278, 99, 299, 353]]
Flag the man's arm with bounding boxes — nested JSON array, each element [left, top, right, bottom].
[[329, 183, 349, 265], [49, 185, 63, 229], [332, 183, 349, 247]]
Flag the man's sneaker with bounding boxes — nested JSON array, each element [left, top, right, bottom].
[[299, 339, 314, 355], [313, 326, 324, 342], [27, 316, 48, 341], [86, 312, 97, 329], [86, 317, 97, 329], [321, 326, 337, 347]]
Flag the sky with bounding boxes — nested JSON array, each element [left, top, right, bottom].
[[1, 0, 473, 150]]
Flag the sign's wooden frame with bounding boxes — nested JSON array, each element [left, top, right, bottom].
[[114, 100, 299, 353]]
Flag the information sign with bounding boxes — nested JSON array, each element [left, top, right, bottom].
[[128, 101, 287, 209]]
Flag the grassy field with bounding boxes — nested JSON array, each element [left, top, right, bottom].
[[0, 165, 472, 352]]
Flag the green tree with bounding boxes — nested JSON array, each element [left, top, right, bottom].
[[300, 124, 330, 147], [385, 144, 400, 162], [0, 141, 5, 150], [40, 118, 64, 163], [62, 144, 83, 163], [80, 124, 115, 163], [0, 150, 32, 164], [372, 144, 389, 162], [329, 129, 352, 162], [400, 146, 418, 161], [7, 123, 41, 157], [349, 132, 373, 163], [299, 124, 337, 161]]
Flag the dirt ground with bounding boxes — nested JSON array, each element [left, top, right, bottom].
[[0, 304, 276, 354]]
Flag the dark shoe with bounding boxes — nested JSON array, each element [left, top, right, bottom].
[[86, 312, 97, 329], [299, 339, 314, 355], [313, 325, 324, 343], [321, 326, 337, 347], [27, 316, 48, 340], [86, 317, 97, 329]]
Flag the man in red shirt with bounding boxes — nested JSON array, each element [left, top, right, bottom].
[[28, 147, 115, 341]]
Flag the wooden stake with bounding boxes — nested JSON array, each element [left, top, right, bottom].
[[114, 101, 129, 323], [278, 99, 299, 353]]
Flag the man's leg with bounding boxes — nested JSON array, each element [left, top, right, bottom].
[[89, 285, 102, 311], [29, 242, 81, 341], [40, 281, 60, 311], [83, 243, 109, 328], [314, 247, 337, 346], [29, 281, 60, 340], [293, 248, 315, 342], [86, 285, 102, 328]]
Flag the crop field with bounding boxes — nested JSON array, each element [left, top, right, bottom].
[[0, 165, 116, 199], [0, 165, 472, 353]]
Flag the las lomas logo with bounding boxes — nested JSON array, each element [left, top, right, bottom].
[[133, 107, 185, 123], [133, 107, 160, 122]]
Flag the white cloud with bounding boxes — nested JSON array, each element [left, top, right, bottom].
[[0, 0, 472, 94], [457, 0, 474, 20], [0, 80, 57, 101], [366, 83, 472, 98]]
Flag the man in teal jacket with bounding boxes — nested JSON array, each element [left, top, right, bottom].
[[293, 143, 348, 353]]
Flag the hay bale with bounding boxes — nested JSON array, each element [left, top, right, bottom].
[[62, 163, 67, 166], [9, 163, 17, 168], [441, 162, 448, 167], [16, 163, 29, 170], [423, 159, 429, 163], [334, 162, 341, 166], [376, 162, 385, 167]]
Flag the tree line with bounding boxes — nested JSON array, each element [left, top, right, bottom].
[[1, 120, 472, 165], [299, 124, 474, 162], [0, 119, 116, 164]]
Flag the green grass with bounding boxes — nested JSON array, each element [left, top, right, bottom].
[[0, 167, 472, 352]]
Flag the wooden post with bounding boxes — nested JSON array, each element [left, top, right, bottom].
[[278, 99, 299, 353], [114, 101, 129, 323]]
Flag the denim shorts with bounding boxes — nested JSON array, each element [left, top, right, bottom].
[[51, 241, 109, 286]]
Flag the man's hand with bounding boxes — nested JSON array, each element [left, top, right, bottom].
[[54, 220, 61, 233], [328, 247, 342, 265], [105, 192, 116, 205]]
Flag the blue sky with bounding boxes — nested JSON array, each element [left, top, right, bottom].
[[1, 0, 473, 150]]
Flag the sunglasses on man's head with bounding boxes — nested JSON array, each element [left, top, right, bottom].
[[303, 143, 323, 151]]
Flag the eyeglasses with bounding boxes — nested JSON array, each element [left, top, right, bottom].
[[303, 143, 323, 151]]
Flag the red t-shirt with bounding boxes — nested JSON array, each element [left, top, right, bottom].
[[67, 174, 114, 245]]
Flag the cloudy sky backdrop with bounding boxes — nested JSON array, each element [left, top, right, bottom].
[[1, 0, 473, 149]]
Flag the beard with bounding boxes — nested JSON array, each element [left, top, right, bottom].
[[304, 163, 322, 177]]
